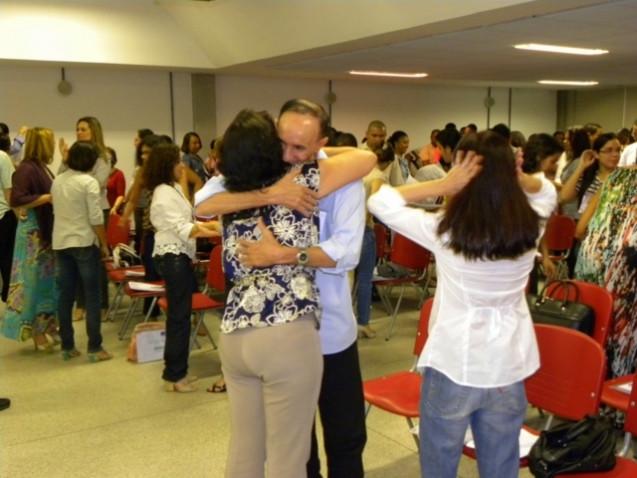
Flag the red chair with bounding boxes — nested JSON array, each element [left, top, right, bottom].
[[462, 324, 606, 467], [546, 279, 614, 349], [543, 214, 577, 279], [374, 223, 391, 262], [104, 214, 145, 322], [363, 298, 432, 447], [158, 245, 225, 352], [562, 372, 637, 477], [372, 233, 433, 340]]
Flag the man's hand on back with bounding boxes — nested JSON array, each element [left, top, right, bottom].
[[266, 169, 318, 216]]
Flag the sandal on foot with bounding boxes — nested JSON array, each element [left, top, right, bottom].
[[165, 379, 196, 393], [206, 380, 227, 393], [88, 350, 113, 363], [62, 349, 81, 361]]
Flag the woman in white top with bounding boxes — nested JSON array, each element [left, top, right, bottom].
[[144, 144, 218, 392], [368, 131, 557, 478]]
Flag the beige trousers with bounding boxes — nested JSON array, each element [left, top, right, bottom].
[[220, 315, 323, 478]]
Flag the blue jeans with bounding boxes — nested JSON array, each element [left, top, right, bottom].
[[153, 253, 197, 382], [355, 227, 376, 326], [56, 246, 103, 352], [419, 367, 527, 478]]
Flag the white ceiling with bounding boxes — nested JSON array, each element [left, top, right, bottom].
[[1, 0, 636, 88]]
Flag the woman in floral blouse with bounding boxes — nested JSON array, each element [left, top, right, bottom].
[[218, 108, 375, 478]]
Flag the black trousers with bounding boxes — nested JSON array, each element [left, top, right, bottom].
[[307, 340, 367, 478], [0, 212, 17, 302]]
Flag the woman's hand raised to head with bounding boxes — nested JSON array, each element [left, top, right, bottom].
[[578, 150, 597, 170], [444, 150, 483, 195]]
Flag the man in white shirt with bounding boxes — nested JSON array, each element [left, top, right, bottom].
[[195, 99, 367, 478], [361, 120, 386, 152]]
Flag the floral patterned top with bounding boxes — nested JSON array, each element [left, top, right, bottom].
[[221, 161, 320, 334]]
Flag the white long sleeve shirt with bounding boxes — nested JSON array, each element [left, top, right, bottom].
[[150, 183, 196, 259], [368, 178, 557, 387]]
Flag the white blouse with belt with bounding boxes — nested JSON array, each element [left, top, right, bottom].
[[368, 177, 557, 388]]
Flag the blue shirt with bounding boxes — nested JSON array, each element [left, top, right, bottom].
[[194, 158, 366, 355]]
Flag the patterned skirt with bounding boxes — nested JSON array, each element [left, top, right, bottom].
[[0, 210, 57, 341]]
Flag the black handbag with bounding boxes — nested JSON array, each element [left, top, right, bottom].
[[528, 415, 617, 477], [527, 280, 595, 336]]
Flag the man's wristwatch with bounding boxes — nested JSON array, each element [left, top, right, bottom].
[[296, 248, 309, 266]]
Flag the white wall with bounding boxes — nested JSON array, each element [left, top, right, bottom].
[[0, 63, 194, 186], [215, 75, 558, 148]]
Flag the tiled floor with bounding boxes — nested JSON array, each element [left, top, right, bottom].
[[0, 294, 573, 477]]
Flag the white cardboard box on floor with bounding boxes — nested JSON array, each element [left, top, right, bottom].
[[136, 328, 166, 363]]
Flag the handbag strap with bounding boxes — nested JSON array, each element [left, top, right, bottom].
[[541, 280, 580, 307]]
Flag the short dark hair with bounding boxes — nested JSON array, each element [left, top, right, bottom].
[[466, 123, 477, 132], [138, 128, 154, 139], [219, 109, 289, 192], [444, 122, 457, 130], [279, 99, 330, 139], [0, 134, 10, 153], [181, 131, 201, 154], [436, 128, 461, 150], [67, 141, 99, 172], [438, 131, 540, 260], [143, 143, 181, 192], [0, 123, 9, 135], [334, 132, 358, 147], [522, 133, 563, 173], [376, 147, 394, 167], [490, 123, 511, 141]]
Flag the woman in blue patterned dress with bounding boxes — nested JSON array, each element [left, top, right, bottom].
[[0, 127, 57, 350], [218, 109, 375, 478]]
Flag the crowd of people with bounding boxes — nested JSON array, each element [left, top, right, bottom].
[[1, 107, 637, 477]]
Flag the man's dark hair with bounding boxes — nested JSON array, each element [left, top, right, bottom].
[[67, 141, 99, 172], [438, 131, 540, 260], [143, 143, 181, 191], [219, 109, 289, 193], [444, 122, 457, 130], [334, 132, 358, 147], [0, 134, 10, 153], [138, 128, 154, 139], [436, 128, 461, 151], [466, 123, 477, 133], [279, 99, 330, 138], [0, 123, 9, 135], [490, 123, 511, 141], [522, 133, 563, 173]]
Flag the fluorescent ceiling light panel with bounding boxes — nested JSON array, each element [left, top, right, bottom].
[[349, 70, 428, 78], [514, 43, 608, 56], [538, 80, 599, 86]]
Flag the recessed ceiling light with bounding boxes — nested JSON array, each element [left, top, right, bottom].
[[514, 43, 608, 56], [349, 70, 428, 79], [538, 80, 599, 86]]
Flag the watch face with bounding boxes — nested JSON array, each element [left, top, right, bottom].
[[298, 250, 309, 265]]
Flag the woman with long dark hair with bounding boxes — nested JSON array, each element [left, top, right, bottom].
[[368, 131, 557, 478]]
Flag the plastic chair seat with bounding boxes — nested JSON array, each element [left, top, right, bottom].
[[123, 281, 165, 298], [107, 266, 145, 283], [364, 371, 421, 417], [157, 292, 223, 312], [462, 424, 538, 466], [601, 375, 632, 411]]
